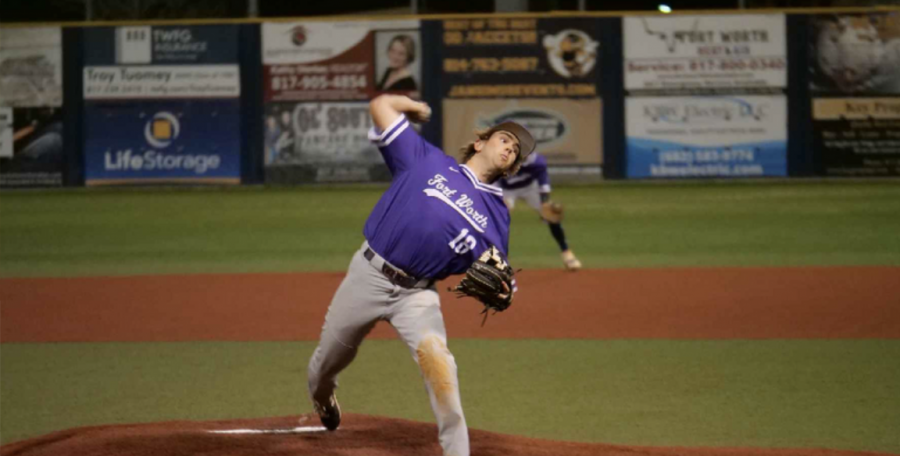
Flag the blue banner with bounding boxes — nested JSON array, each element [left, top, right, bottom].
[[84, 25, 239, 66], [84, 101, 240, 184], [625, 95, 788, 178], [626, 138, 788, 178]]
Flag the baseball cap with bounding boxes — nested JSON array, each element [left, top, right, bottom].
[[486, 121, 535, 158]]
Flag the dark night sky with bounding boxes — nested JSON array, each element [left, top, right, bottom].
[[0, 0, 867, 23]]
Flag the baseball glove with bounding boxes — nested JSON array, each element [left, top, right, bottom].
[[449, 246, 516, 325], [540, 201, 564, 223]]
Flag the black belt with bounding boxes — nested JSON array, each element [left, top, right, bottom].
[[363, 247, 432, 289]]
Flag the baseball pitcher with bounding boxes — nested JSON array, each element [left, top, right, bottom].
[[307, 94, 534, 456]]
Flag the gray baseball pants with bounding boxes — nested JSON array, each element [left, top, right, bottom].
[[307, 241, 469, 456]]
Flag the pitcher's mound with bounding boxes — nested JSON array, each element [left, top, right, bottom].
[[0, 414, 888, 456]]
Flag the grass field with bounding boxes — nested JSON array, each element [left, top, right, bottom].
[[2, 180, 899, 452], [3, 340, 899, 451], [2, 180, 899, 277]]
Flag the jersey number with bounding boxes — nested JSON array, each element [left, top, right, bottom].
[[449, 228, 477, 255]]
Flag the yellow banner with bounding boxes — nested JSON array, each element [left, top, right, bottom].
[[813, 98, 900, 120]]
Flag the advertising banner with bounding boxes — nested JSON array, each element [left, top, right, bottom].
[[0, 27, 64, 187], [808, 13, 900, 176], [442, 98, 602, 165], [0, 108, 11, 158], [0, 27, 63, 107], [83, 65, 240, 100], [82, 25, 241, 185], [626, 95, 787, 177], [440, 17, 601, 98], [809, 13, 900, 95], [623, 14, 787, 91], [83, 25, 240, 65], [812, 98, 900, 176], [262, 20, 421, 101], [263, 101, 389, 183], [83, 101, 241, 184]]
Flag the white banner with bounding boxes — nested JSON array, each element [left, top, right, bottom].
[[624, 14, 787, 90], [625, 95, 788, 177], [83, 65, 240, 99], [0, 27, 63, 107], [626, 95, 786, 145]]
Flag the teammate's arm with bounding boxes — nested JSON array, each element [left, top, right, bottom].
[[370, 95, 431, 131], [535, 155, 552, 202]]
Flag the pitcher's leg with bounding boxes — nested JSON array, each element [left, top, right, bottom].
[[389, 290, 469, 456], [308, 249, 387, 405]]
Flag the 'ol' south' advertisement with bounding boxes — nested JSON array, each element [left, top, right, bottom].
[[82, 25, 241, 184]]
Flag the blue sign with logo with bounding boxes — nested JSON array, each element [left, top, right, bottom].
[[624, 96, 788, 178], [84, 25, 239, 65], [83, 101, 241, 184]]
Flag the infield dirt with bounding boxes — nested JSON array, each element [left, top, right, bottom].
[[2, 267, 898, 342], [2, 266, 898, 456]]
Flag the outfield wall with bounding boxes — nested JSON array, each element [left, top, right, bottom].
[[1, 8, 898, 187]]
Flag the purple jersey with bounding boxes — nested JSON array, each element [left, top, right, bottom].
[[364, 115, 512, 281], [497, 153, 551, 193]]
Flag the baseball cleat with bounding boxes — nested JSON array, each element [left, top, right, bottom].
[[313, 393, 341, 431], [561, 250, 582, 271]]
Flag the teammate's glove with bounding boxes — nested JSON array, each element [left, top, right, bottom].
[[540, 201, 564, 223], [449, 246, 516, 325]]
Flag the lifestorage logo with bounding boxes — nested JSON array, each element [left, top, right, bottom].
[[101, 110, 221, 175], [144, 111, 181, 148], [104, 149, 220, 174]]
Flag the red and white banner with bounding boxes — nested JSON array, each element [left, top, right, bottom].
[[262, 20, 421, 102]]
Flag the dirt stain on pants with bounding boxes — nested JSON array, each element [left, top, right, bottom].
[[416, 335, 455, 407]]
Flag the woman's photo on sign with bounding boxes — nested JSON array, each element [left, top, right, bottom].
[[374, 31, 421, 98]]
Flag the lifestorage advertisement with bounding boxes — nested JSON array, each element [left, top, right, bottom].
[[623, 14, 787, 91], [262, 20, 422, 183], [83, 101, 241, 184], [0, 26, 64, 188], [82, 25, 242, 185], [626, 95, 787, 177]]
